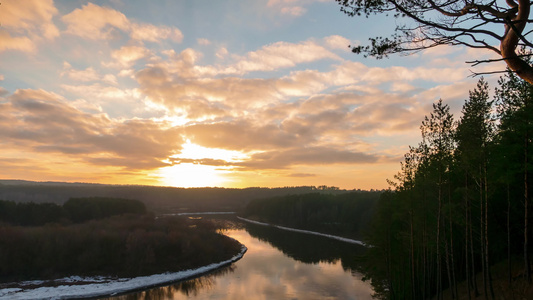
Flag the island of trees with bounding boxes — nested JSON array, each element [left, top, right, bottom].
[[0, 197, 242, 283]]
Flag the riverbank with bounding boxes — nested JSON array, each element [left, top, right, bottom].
[[0, 244, 247, 300], [237, 216, 365, 246]]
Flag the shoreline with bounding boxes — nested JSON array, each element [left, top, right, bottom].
[[0, 244, 247, 300], [237, 216, 366, 246]]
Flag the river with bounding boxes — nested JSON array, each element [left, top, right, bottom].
[[103, 216, 374, 300]]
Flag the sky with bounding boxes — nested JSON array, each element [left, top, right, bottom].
[[0, 0, 502, 190]]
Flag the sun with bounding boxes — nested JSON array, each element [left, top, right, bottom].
[[156, 141, 246, 188], [158, 163, 227, 188]]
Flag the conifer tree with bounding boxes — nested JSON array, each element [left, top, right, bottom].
[[456, 78, 495, 299]]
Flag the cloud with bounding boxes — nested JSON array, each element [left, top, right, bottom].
[[139, 37, 347, 81], [237, 147, 382, 170], [62, 3, 184, 43], [1, 0, 59, 40], [288, 173, 316, 178], [60, 84, 141, 106], [281, 6, 307, 16], [0, 89, 184, 170], [62, 3, 129, 40], [133, 37, 471, 135], [266, 0, 328, 17], [216, 47, 229, 59], [110, 45, 151, 67], [136, 66, 287, 117], [323, 35, 352, 50], [0, 32, 35, 53], [197, 38, 211, 45], [141, 38, 344, 81], [130, 23, 183, 43], [61, 62, 99, 82], [185, 119, 307, 151], [226, 39, 342, 74]]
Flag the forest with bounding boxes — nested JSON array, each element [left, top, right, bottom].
[[360, 69, 533, 299], [0, 182, 353, 214], [0, 197, 241, 282], [242, 191, 380, 239], [0, 197, 146, 226]]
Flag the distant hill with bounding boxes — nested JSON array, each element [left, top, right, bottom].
[[0, 180, 366, 214]]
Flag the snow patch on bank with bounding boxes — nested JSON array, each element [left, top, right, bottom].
[[0, 245, 247, 300], [237, 216, 366, 246]]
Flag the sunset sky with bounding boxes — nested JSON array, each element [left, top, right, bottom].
[[0, 0, 501, 189]]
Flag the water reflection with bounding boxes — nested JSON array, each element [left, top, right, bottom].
[[105, 218, 373, 300], [245, 222, 366, 273], [103, 266, 235, 300]]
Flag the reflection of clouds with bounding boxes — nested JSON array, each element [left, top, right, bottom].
[[111, 229, 373, 300]]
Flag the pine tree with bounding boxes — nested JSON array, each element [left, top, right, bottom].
[[420, 99, 456, 299], [495, 69, 533, 282], [455, 78, 495, 299]]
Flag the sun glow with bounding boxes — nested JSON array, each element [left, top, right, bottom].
[[158, 163, 228, 188], [156, 141, 246, 188], [178, 140, 248, 161]]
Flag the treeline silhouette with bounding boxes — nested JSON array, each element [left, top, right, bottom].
[[0, 182, 355, 214], [0, 197, 146, 226], [64, 197, 146, 223], [0, 198, 241, 283], [362, 71, 533, 299], [242, 191, 380, 239]]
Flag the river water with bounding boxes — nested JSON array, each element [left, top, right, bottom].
[[104, 217, 374, 300]]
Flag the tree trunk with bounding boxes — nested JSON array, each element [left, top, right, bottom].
[[470, 208, 479, 297], [410, 209, 416, 299], [422, 186, 428, 300], [484, 165, 495, 299], [465, 174, 472, 300], [508, 183, 512, 286], [449, 185, 458, 299], [480, 176, 488, 300], [444, 225, 454, 299], [437, 174, 443, 300], [525, 138, 530, 282]]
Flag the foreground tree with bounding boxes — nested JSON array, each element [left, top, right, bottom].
[[359, 75, 533, 298], [336, 1, 533, 84], [495, 69, 533, 282], [455, 78, 495, 299]]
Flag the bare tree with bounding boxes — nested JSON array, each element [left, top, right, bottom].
[[336, 0, 533, 84]]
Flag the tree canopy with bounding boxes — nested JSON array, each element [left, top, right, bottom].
[[337, 0, 533, 84]]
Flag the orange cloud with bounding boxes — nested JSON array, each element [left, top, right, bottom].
[[1, 0, 59, 40], [0, 0, 59, 53], [62, 3, 184, 43], [111, 45, 152, 67], [267, 0, 329, 17], [323, 35, 352, 50], [130, 23, 183, 43], [229, 40, 342, 74], [0, 89, 184, 170], [0, 31, 35, 53], [60, 62, 117, 85], [62, 3, 129, 40]]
